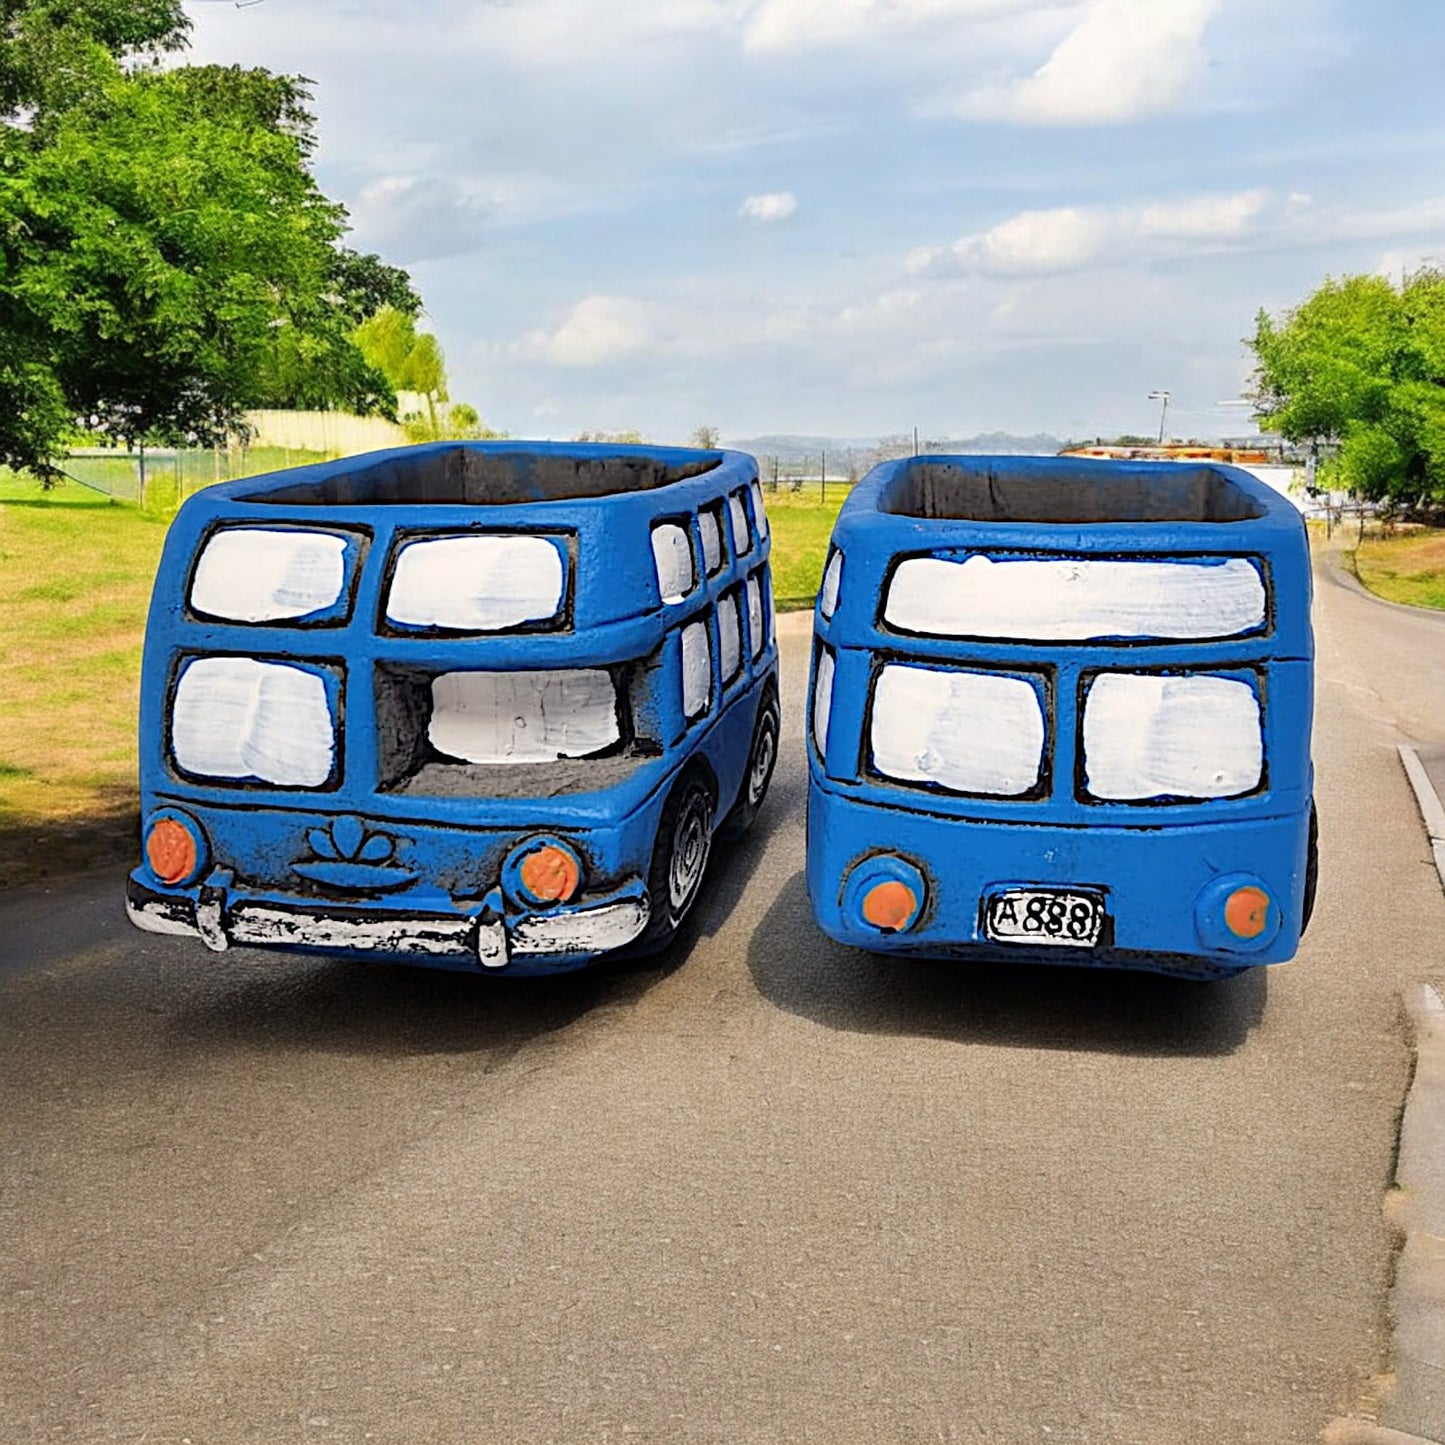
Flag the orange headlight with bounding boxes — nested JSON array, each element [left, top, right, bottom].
[[519, 844, 581, 905], [146, 816, 199, 885], [861, 879, 920, 933], [1224, 885, 1271, 940]]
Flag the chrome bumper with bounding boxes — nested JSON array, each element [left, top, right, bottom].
[[126, 873, 650, 969]]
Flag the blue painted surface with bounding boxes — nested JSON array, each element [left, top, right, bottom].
[[129, 441, 779, 974], [806, 454, 1315, 978]]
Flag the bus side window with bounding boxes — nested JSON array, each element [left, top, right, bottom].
[[748, 478, 770, 545], [746, 571, 767, 658], [681, 619, 713, 723], [699, 504, 727, 577], [651, 521, 698, 605], [728, 491, 753, 559], [718, 589, 743, 686]]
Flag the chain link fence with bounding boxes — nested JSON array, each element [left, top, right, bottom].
[[58, 445, 334, 513]]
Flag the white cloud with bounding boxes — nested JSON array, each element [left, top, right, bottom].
[[741, 0, 1039, 53], [911, 189, 1288, 278], [740, 191, 798, 221], [515, 296, 654, 367], [349, 175, 491, 263], [963, 0, 1221, 125], [1138, 189, 1270, 239], [962, 206, 1115, 274]]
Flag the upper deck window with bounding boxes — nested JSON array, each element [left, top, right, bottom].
[[884, 555, 1267, 642], [729, 491, 753, 557], [749, 480, 770, 543], [385, 534, 566, 632], [189, 528, 350, 624], [651, 522, 697, 605], [879, 461, 1265, 524], [870, 663, 1045, 798], [819, 549, 843, 621], [699, 504, 727, 576]]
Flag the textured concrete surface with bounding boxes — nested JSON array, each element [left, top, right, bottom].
[[2, 552, 1444, 1443]]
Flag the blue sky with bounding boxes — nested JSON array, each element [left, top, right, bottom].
[[183, 0, 1445, 444]]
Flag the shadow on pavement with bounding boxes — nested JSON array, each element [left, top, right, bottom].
[[747, 871, 1268, 1059], [160, 938, 665, 1059]]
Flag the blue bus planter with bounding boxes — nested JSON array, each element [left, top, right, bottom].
[[806, 455, 1316, 979], [128, 441, 780, 974]]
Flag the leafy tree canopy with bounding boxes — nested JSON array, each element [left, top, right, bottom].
[[0, 0, 423, 477], [1251, 269, 1445, 505], [352, 304, 447, 398], [2, 0, 189, 122]]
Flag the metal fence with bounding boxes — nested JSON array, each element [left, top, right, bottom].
[[60, 445, 335, 512]]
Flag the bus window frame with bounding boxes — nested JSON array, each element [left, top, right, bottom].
[[858, 653, 1056, 804], [375, 527, 579, 639], [185, 522, 372, 630], [875, 549, 1276, 648], [1073, 662, 1270, 807]]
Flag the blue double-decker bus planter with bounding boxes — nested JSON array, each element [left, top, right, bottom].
[[806, 454, 1316, 980], [128, 441, 780, 974]]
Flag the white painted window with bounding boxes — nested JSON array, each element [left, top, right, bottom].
[[172, 657, 334, 787], [746, 574, 764, 658], [749, 479, 770, 543], [884, 555, 1267, 641], [699, 507, 725, 575], [651, 522, 696, 605], [190, 528, 347, 623], [681, 621, 712, 721], [1082, 672, 1263, 801], [729, 492, 752, 556], [870, 664, 1045, 797], [387, 535, 565, 632], [812, 647, 835, 759], [819, 549, 843, 620], [429, 669, 619, 764], [719, 592, 742, 683]]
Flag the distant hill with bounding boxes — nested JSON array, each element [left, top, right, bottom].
[[726, 431, 1067, 469]]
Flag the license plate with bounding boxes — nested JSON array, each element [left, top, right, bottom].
[[983, 889, 1105, 948]]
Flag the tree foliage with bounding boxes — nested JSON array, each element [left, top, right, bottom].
[[1251, 269, 1445, 504], [2, 0, 189, 120], [0, 2, 421, 476]]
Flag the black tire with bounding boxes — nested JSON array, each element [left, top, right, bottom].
[[639, 772, 714, 949], [718, 686, 780, 843], [1300, 798, 1319, 935]]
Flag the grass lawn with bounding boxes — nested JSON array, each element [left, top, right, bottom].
[[0, 468, 843, 888], [0, 472, 170, 884], [1351, 528, 1445, 609], [761, 483, 848, 609]]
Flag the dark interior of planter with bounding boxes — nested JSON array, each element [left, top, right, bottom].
[[880, 461, 1266, 524], [243, 447, 721, 506]]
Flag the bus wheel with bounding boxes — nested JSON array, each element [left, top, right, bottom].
[[1300, 799, 1319, 935], [719, 686, 780, 843], [643, 773, 714, 945]]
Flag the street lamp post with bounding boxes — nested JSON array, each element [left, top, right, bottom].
[[1147, 390, 1171, 445]]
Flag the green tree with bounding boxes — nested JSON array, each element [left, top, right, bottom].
[[2, 0, 189, 122], [690, 424, 720, 449], [353, 304, 449, 433], [0, 3, 420, 477], [1251, 269, 1445, 505]]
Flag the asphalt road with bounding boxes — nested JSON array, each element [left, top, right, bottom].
[[5, 543, 1445, 1444]]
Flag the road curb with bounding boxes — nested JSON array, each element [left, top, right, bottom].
[[1400, 744, 1445, 893], [1326, 979, 1445, 1445], [1323, 1422, 1444, 1445]]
